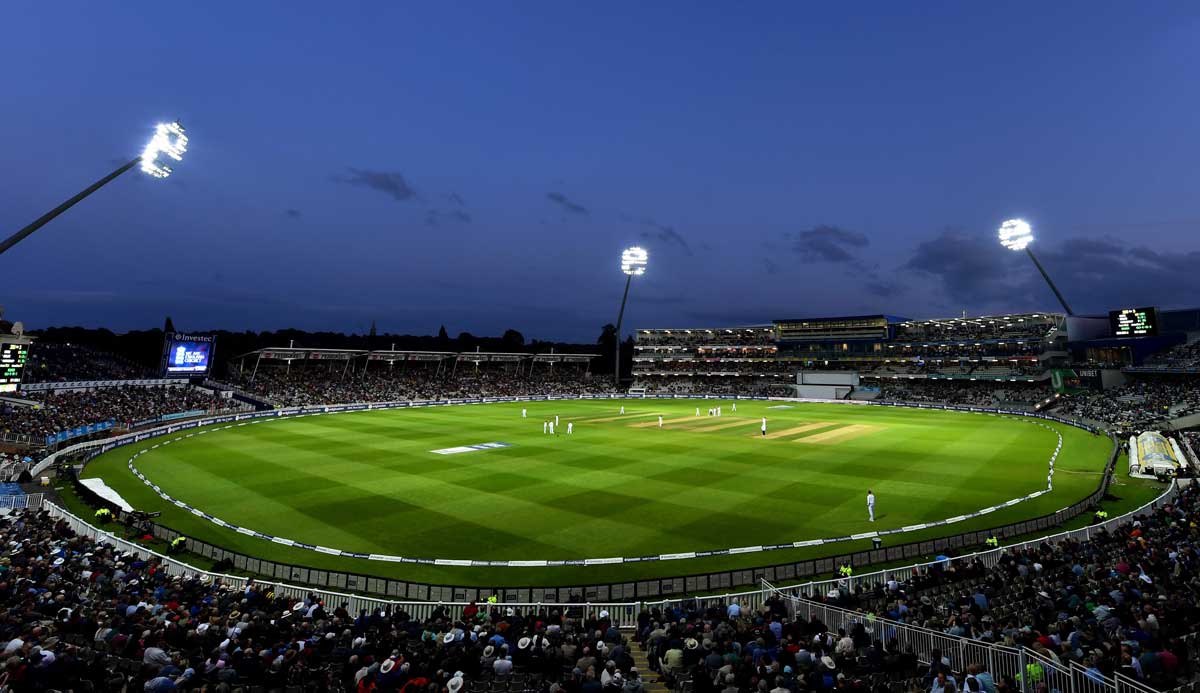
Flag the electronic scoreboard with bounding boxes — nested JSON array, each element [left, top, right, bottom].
[[161, 333, 216, 377], [1108, 307, 1159, 337], [0, 341, 29, 393]]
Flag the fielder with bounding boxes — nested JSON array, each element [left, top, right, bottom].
[[658, 415, 663, 428], [543, 421, 548, 434], [522, 408, 527, 418], [867, 490, 876, 522], [549, 421, 555, 435], [555, 415, 559, 427], [620, 406, 625, 415], [696, 407, 700, 416], [761, 417, 767, 436], [567, 422, 573, 435], [732, 402, 737, 412]]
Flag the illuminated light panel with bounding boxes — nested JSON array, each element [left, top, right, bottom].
[[998, 218, 1033, 251], [140, 121, 189, 178], [621, 246, 648, 276]]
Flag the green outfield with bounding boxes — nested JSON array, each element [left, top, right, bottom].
[[80, 399, 1114, 586]]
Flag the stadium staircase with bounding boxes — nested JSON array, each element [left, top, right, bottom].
[[629, 645, 670, 693]]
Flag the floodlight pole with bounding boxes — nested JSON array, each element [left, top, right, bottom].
[[1024, 247, 1074, 315], [0, 156, 142, 257], [613, 274, 633, 388]]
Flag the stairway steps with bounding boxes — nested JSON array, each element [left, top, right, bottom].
[[629, 645, 670, 693]]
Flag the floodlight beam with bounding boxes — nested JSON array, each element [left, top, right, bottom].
[[614, 274, 633, 387], [613, 246, 648, 387], [0, 156, 141, 257], [997, 219, 1074, 316], [0, 121, 188, 258], [1025, 247, 1074, 316]]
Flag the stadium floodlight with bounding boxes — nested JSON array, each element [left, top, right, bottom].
[[0, 121, 189, 257], [614, 246, 649, 388], [997, 218, 1073, 315], [140, 121, 189, 178], [621, 246, 648, 276], [997, 218, 1033, 251]]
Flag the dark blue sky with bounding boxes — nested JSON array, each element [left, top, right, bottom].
[[2, 2, 1198, 341]]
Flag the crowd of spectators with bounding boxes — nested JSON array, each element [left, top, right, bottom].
[[876, 381, 1053, 408], [891, 315, 1060, 344], [635, 329, 776, 348], [1141, 341, 1200, 370], [0, 482, 1196, 691], [0, 386, 233, 442], [633, 361, 792, 375], [24, 344, 152, 384], [1052, 377, 1200, 431], [806, 480, 1200, 692], [633, 377, 789, 397], [230, 364, 612, 408]]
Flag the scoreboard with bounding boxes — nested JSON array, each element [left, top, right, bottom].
[[1109, 307, 1158, 337], [0, 342, 29, 393], [161, 333, 216, 377]]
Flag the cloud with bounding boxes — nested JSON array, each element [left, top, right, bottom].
[[903, 228, 1023, 305], [425, 208, 472, 227], [787, 225, 870, 264], [865, 280, 904, 298], [903, 226, 1200, 313], [638, 219, 692, 255], [284, 209, 302, 218], [1033, 236, 1200, 311], [336, 168, 417, 201], [546, 192, 588, 215], [447, 192, 466, 207]]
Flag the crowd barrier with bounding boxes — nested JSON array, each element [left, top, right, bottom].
[[0, 493, 43, 510], [53, 393, 1127, 602]]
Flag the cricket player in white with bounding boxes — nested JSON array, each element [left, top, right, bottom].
[[761, 417, 767, 436], [732, 402, 736, 412], [867, 490, 876, 522], [717, 406, 722, 417], [567, 422, 573, 435], [620, 406, 625, 415], [555, 415, 559, 427], [696, 407, 700, 416], [658, 415, 663, 428], [543, 421, 548, 434], [549, 421, 555, 435], [522, 408, 527, 418]]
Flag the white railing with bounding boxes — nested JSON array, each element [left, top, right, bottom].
[[42, 500, 641, 626], [0, 494, 42, 510], [764, 579, 1161, 693]]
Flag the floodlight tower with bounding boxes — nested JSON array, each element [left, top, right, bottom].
[[614, 246, 648, 388], [998, 218, 1073, 315], [0, 122, 189, 257]]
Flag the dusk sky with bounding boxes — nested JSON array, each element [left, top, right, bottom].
[[2, 2, 1199, 342]]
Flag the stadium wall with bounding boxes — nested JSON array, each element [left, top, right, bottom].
[[793, 384, 850, 399], [797, 371, 858, 386], [53, 393, 1120, 602]]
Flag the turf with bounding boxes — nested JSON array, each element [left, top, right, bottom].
[[81, 399, 1115, 587]]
